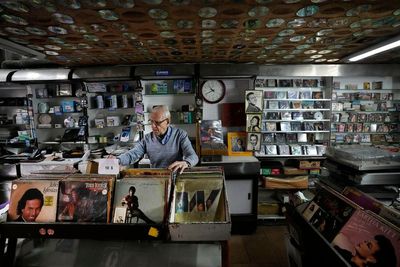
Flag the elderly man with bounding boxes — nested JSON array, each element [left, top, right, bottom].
[[117, 105, 198, 173]]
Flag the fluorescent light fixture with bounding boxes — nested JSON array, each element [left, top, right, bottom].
[[346, 35, 400, 62], [0, 37, 45, 59]]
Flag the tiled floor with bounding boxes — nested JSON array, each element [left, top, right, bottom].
[[229, 225, 289, 267]]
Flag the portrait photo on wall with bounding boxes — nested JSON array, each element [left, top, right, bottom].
[[245, 90, 263, 113], [227, 132, 252, 156], [246, 114, 261, 132], [247, 132, 261, 151]]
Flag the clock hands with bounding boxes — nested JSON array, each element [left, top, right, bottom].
[[201, 80, 225, 103], [205, 86, 216, 95]]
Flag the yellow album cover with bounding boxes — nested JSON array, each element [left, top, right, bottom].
[[174, 175, 223, 223]]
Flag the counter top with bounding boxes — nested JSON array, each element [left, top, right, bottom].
[[201, 156, 259, 164]]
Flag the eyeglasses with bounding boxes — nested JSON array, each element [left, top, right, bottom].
[[148, 118, 168, 126]]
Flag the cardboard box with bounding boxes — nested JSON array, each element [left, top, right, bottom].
[[299, 160, 320, 169], [20, 159, 81, 176], [168, 179, 231, 241], [258, 202, 281, 216], [263, 176, 308, 189], [283, 167, 308, 176]]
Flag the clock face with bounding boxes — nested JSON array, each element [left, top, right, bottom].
[[201, 80, 226, 104]]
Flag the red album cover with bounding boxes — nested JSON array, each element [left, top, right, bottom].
[[8, 179, 60, 222], [342, 187, 383, 214], [331, 209, 399, 267], [57, 177, 113, 223]]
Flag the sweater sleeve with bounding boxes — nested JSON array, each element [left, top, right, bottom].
[[179, 131, 199, 167], [117, 139, 146, 166]]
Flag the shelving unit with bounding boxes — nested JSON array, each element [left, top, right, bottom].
[[330, 76, 400, 146], [141, 82, 196, 128], [254, 76, 331, 158], [136, 65, 198, 139], [85, 80, 143, 148], [30, 82, 87, 151], [0, 83, 31, 154], [251, 76, 330, 222]]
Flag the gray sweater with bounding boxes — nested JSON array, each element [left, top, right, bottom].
[[118, 127, 199, 168]]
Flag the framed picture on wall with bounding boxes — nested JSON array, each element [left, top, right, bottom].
[[246, 132, 261, 151], [245, 90, 263, 113], [246, 114, 261, 132], [227, 132, 252, 156]]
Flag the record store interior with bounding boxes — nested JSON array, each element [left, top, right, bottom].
[[0, 1, 400, 267]]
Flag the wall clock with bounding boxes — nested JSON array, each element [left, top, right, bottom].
[[200, 80, 226, 104]]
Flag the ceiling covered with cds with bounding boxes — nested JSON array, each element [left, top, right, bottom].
[[0, 0, 400, 66]]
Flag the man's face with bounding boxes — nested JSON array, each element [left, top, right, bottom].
[[150, 109, 169, 136], [248, 94, 257, 104], [250, 136, 257, 146], [21, 199, 42, 222]]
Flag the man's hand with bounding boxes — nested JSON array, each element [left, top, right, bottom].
[[168, 161, 189, 174]]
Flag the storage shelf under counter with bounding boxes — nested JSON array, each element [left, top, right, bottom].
[[200, 156, 260, 234]]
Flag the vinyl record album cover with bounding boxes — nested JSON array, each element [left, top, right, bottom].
[[8, 179, 60, 222], [331, 209, 400, 267], [174, 175, 224, 223], [302, 187, 355, 242], [57, 177, 113, 223], [1, 181, 12, 222], [112, 177, 169, 224]]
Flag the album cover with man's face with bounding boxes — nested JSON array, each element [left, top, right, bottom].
[[8, 179, 60, 222]]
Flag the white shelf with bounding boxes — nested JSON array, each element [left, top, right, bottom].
[[256, 87, 325, 91], [144, 93, 195, 96], [263, 109, 330, 111], [261, 131, 330, 133], [262, 119, 330, 122], [254, 154, 326, 158], [333, 89, 397, 93], [331, 110, 392, 114], [331, 77, 399, 146], [265, 98, 331, 101], [332, 132, 391, 134]]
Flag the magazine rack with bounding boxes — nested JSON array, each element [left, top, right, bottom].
[[285, 180, 400, 267], [284, 204, 351, 267], [0, 167, 231, 267]]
